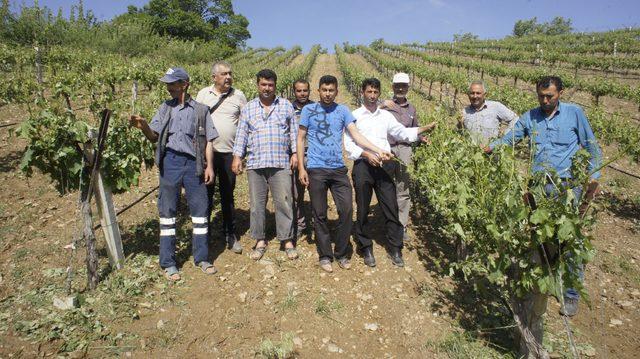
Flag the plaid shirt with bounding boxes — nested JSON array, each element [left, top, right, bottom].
[[232, 96, 297, 169]]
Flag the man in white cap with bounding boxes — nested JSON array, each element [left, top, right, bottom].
[[381, 72, 423, 240]]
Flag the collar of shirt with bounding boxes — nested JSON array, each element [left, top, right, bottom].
[[359, 105, 382, 116], [167, 96, 195, 110], [292, 100, 313, 111], [393, 98, 410, 108], [208, 86, 232, 97], [469, 101, 488, 113]]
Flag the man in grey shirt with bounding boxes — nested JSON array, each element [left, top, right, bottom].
[[459, 81, 518, 145]]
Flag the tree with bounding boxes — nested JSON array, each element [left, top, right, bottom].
[[133, 0, 250, 48], [544, 16, 573, 35], [513, 16, 573, 37], [513, 17, 540, 37], [453, 32, 478, 42]]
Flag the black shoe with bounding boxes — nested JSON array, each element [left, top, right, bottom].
[[560, 297, 579, 317], [362, 247, 376, 267], [388, 249, 404, 267]]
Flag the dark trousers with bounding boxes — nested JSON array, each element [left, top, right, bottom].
[[308, 167, 353, 261], [206, 152, 236, 237], [292, 169, 309, 235], [352, 160, 403, 250], [158, 150, 209, 268]]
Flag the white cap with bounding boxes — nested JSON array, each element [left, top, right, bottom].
[[392, 73, 410, 84]]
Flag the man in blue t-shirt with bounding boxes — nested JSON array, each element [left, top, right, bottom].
[[297, 75, 389, 273]]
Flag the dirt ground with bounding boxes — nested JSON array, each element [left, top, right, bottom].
[[0, 52, 639, 358]]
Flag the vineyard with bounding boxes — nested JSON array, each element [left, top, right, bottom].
[[0, 26, 639, 358]]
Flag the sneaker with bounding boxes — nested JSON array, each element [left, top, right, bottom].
[[319, 258, 333, 273], [560, 297, 579, 317], [337, 257, 351, 270], [226, 234, 242, 254]]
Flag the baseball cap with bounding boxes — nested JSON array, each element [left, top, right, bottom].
[[160, 67, 190, 83], [392, 73, 410, 84]]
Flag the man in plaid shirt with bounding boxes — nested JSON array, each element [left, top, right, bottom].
[[232, 69, 299, 261]]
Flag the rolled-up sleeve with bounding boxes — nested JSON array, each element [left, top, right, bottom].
[[387, 114, 419, 142], [232, 107, 250, 158]]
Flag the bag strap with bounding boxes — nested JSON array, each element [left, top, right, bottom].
[[209, 87, 234, 114]]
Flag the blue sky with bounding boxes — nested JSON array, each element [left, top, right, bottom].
[[16, 0, 640, 51]]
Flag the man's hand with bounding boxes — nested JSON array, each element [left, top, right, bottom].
[[482, 145, 492, 154], [363, 151, 383, 167], [378, 150, 394, 162], [204, 166, 214, 185], [420, 135, 431, 145], [299, 168, 309, 187], [579, 180, 600, 215], [129, 115, 146, 129], [379, 99, 396, 110], [290, 154, 298, 170], [424, 121, 437, 132], [457, 119, 465, 130], [231, 156, 243, 175]]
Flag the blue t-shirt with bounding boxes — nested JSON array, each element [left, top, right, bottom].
[[299, 103, 355, 169]]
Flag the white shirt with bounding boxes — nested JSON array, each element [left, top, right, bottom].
[[344, 106, 419, 160]]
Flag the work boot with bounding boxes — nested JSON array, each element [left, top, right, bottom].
[[388, 248, 405, 267], [362, 247, 376, 267]]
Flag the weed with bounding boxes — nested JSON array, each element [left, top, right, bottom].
[[314, 295, 342, 317], [279, 289, 297, 311], [257, 332, 295, 359], [425, 332, 511, 359]]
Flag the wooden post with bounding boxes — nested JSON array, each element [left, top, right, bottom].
[[35, 46, 43, 85], [93, 171, 125, 269]]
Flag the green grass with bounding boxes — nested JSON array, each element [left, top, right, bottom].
[[279, 289, 297, 311], [314, 295, 343, 317], [425, 332, 513, 359], [257, 332, 295, 359]]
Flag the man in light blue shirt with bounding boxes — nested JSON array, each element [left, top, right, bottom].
[[488, 76, 601, 317]]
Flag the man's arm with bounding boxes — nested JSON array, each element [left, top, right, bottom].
[[387, 113, 435, 142], [204, 141, 214, 184], [486, 114, 528, 153], [297, 126, 309, 186], [345, 123, 390, 160], [497, 102, 519, 132], [576, 107, 602, 181], [129, 115, 159, 142]]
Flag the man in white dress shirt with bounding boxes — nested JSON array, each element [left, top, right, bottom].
[[344, 78, 435, 267]]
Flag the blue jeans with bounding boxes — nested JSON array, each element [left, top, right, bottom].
[[543, 182, 583, 300], [157, 150, 209, 268]]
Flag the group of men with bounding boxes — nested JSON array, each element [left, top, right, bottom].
[[131, 61, 601, 317]]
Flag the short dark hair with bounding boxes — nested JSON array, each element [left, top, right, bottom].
[[293, 79, 310, 88], [536, 76, 563, 92], [256, 69, 277, 83], [319, 75, 338, 88], [361, 78, 381, 91]]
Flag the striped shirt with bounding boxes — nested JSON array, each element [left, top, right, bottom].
[[232, 96, 297, 169]]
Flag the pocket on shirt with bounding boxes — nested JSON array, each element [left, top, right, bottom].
[[555, 128, 575, 145]]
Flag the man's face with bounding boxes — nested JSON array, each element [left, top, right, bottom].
[[213, 65, 233, 92], [166, 81, 188, 99], [318, 83, 337, 105], [294, 82, 310, 104], [467, 84, 486, 109], [362, 85, 380, 105], [392, 83, 409, 99], [537, 84, 562, 113], [257, 78, 276, 101]]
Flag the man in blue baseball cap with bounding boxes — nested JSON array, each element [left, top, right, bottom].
[[130, 67, 219, 281]]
